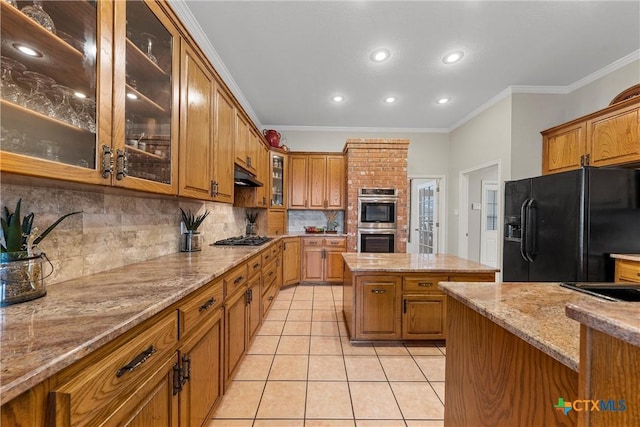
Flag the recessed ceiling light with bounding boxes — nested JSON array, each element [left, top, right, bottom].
[[384, 97, 396, 104], [332, 95, 345, 103], [437, 97, 451, 104], [370, 48, 390, 63], [13, 43, 42, 57], [442, 50, 464, 64], [126, 93, 138, 100]]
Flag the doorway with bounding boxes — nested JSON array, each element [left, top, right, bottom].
[[407, 177, 445, 254], [480, 180, 499, 267]]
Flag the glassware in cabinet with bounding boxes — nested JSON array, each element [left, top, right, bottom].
[[0, 0, 102, 178], [271, 152, 286, 208], [114, 0, 178, 192]]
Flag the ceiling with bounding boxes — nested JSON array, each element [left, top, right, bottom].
[[173, 1, 639, 131]]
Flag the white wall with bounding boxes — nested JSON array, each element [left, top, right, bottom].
[[448, 97, 512, 256], [565, 58, 640, 121], [466, 166, 498, 262]]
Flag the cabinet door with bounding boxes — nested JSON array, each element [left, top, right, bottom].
[[255, 143, 269, 206], [267, 209, 287, 236], [270, 152, 286, 209], [246, 128, 259, 176], [288, 155, 308, 208], [115, 0, 179, 193], [247, 274, 262, 343], [178, 41, 214, 200], [402, 294, 446, 340], [326, 155, 345, 209], [235, 112, 249, 171], [0, 0, 107, 185], [302, 245, 324, 282], [615, 259, 640, 283], [356, 276, 401, 339], [587, 104, 640, 167], [212, 84, 235, 203], [224, 288, 247, 385], [308, 155, 327, 209], [283, 238, 301, 286], [179, 309, 223, 427], [541, 123, 587, 175], [325, 249, 345, 283]]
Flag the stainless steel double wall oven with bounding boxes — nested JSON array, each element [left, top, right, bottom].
[[357, 188, 397, 253]]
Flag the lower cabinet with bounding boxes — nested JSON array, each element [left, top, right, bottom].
[[282, 237, 301, 286], [247, 273, 262, 343], [615, 258, 640, 283], [224, 286, 247, 387], [301, 237, 346, 283], [402, 294, 446, 339], [357, 275, 401, 340]]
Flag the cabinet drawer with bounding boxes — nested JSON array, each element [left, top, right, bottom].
[[403, 275, 448, 293], [262, 283, 277, 316], [262, 246, 275, 265], [448, 273, 496, 282], [50, 313, 178, 426], [304, 238, 323, 246], [178, 279, 223, 338], [262, 261, 278, 294], [248, 254, 262, 279], [324, 237, 346, 249], [616, 259, 640, 283], [224, 263, 248, 297]]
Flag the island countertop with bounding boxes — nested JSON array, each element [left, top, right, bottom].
[[565, 299, 640, 347], [0, 243, 270, 406], [437, 281, 610, 372], [341, 253, 499, 274]]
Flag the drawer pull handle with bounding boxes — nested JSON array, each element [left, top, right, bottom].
[[268, 271, 274, 277], [199, 297, 216, 312], [371, 289, 387, 294], [264, 254, 271, 260], [253, 263, 261, 270], [117, 345, 157, 377], [418, 282, 434, 287], [268, 296, 274, 301], [234, 275, 244, 285]]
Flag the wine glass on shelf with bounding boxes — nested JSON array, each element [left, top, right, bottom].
[[139, 32, 158, 65], [50, 84, 80, 127], [72, 96, 96, 133], [20, 0, 56, 34], [19, 71, 56, 115], [1, 56, 26, 103]]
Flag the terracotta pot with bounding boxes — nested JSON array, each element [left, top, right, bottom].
[[263, 129, 281, 147]]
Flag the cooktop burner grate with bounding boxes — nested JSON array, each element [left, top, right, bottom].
[[212, 236, 273, 246]]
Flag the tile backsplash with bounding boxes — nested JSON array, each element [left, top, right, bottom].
[[1, 180, 247, 285], [288, 210, 345, 233]]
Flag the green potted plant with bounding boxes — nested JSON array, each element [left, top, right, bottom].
[[1, 199, 81, 306], [179, 207, 210, 252]]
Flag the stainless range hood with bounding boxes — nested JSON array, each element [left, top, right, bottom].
[[234, 166, 263, 187]]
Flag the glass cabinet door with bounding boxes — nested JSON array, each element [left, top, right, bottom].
[[1, 0, 104, 182], [271, 153, 285, 208], [114, 0, 178, 193]]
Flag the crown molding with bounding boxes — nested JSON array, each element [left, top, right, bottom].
[[167, 0, 263, 128], [262, 125, 450, 134], [567, 50, 640, 93]]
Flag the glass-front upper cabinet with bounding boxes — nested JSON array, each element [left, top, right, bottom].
[[113, 0, 179, 194], [270, 152, 286, 209], [0, 0, 108, 184]]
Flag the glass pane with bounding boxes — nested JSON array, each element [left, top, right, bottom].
[[418, 185, 435, 254], [486, 189, 498, 231], [124, 0, 172, 184], [1, 0, 98, 169], [271, 154, 284, 207]]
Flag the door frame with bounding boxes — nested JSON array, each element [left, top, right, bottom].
[[408, 175, 446, 254], [457, 160, 501, 263]]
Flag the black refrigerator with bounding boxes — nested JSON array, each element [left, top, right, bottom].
[[503, 167, 640, 282]]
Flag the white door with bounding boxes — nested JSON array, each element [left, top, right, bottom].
[[480, 180, 499, 267], [408, 179, 441, 254]]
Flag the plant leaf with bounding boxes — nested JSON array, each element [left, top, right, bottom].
[[5, 199, 23, 253], [33, 211, 82, 246]]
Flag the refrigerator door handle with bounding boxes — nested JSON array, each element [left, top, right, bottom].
[[525, 199, 537, 261], [519, 199, 530, 262]]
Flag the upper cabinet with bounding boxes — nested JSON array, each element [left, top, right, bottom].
[[235, 112, 259, 175], [270, 151, 286, 209], [542, 97, 640, 175], [288, 153, 345, 210], [0, 0, 109, 185]]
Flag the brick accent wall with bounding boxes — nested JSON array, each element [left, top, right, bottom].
[[343, 139, 410, 252]]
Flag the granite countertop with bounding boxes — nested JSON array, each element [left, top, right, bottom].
[[610, 253, 640, 262], [565, 300, 640, 347], [342, 253, 499, 273], [0, 243, 271, 406], [437, 281, 610, 372], [287, 232, 348, 237]]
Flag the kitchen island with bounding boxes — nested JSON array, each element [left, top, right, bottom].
[[439, 281, 640, 427], [341, 253, 498, 341]]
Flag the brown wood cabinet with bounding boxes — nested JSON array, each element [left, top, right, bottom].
[[615, 258, 640, 283], [282, 237, 302, 286], [288, 153, 345, 209], [211, 84, 236, 203], [223, 265, 248, 387], [301, 237, 346, 283], [357, 275, 402, 340], [542, 98, 640, 175], [267, 209, 287, 236]]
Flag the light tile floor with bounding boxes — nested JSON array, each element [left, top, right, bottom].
[[209, 284, 446, 427]]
